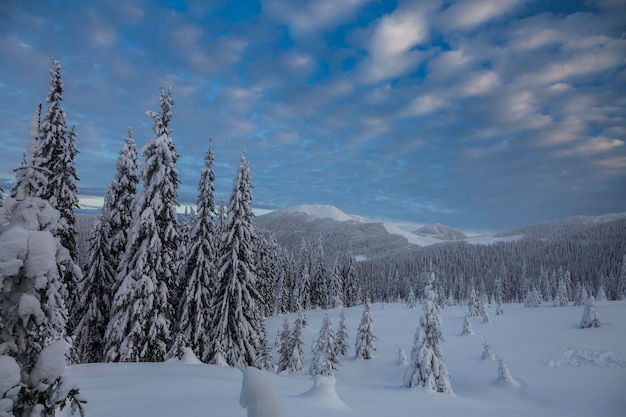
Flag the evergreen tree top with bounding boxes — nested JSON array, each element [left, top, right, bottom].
[[47, 58, 63, 104]]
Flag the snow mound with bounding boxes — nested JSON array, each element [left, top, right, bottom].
[[298, 375, 350, 410], [239, 367, 284, 417], [29, 340, 68, 384], [180, 348, 203, 364], [286, 205, 365, 223], [546, 349, 626, 368]]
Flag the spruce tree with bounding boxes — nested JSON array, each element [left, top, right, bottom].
[[403, 271, 452, 393], [342, 255, 358, 307], [35, 60, 81, 328], [0, 157, 84, 415], [256, 233, 278, 317], [467, 286, 481, 316], [580, 296, 601, 328], [617, 254, 626, 300], [177, 140, 216, 361], [106, 129, 140, 279], [524, 284, 542, 308], [73, 212, 115, 363], [461, 313, 475, 335], [310, 314, 339, 376], [311, 238, 329, 309], [104, 88, 180, 362], [207, 153, 266, 367], [554, 278, 569, 307], [328, 257, 344, 308], [295, 239, 311, 311], [277, 315, 304, 374], [335, 310, 350, 356], [355, 302, 376, 360]]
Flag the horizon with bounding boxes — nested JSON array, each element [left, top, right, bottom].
[[1, 0, 625, 231]]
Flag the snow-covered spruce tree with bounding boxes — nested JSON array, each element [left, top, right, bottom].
[[104, 88, 180, 362], [482, 303, 492, 324], [177, 140, 216, 362], [328, 257, 344, 309], [311, 238, 329, 309], [342, 255, 358, 307], [461, 313, 475, 335], [482, 341, 495, 361], [407, 287, 418, 309], [467, 286, 481, 316], [277, 315, 304, 373], [496, 357, 517, 386], [403, 271, 452, 394], [105, 129, 139, 278], [295, 239, 312, 311], [310, 314, 339, 376], [580, 296, 601, 328], [335, 310, 350, 356], [553, 278, 569, 307], [0, 158, 85, 416], [255, 233, 278, 318], [254, 334, 276, 372], [355, 302, 376, 360], [617, 254, 626, 300], [34, 60, 82, 332], [207, 153, 266, 367], [73, 211, 115, 363], [596, 283, 608, 302], [573, 282, 588, 307], [398, 347, 408, 365], [524, 284, 542, 308]]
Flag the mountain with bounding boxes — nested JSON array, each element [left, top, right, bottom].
[[254, 205, 471, 261], [497, 212, 626, 240], [413, 223, 467, 240]]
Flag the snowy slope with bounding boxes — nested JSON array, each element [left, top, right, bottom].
[[64, 301, 626, 417], [285, 204, 368, 223]]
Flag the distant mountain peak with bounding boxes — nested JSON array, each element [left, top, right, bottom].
[[413, 223, 467, 241], [284, 204, 367, 223]]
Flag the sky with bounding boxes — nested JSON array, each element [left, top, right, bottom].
[[0, 0, 625, 233]]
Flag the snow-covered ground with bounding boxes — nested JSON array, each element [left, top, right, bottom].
[[63, 301, 626, 417]]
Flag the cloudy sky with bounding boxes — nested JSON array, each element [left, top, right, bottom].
[[1, 0, 625, 232]]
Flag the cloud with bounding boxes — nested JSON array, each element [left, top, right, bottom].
[[264, 0, 369, 35], [360, 6, 429, 83], [438, 0, 523, 30]]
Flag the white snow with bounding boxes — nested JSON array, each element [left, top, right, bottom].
[[464, 235, 523, 245], [63, 301, 626, 417], [286, 204, 366, 222], [382, 222, 443, 246], [29, 340, 69, 384], [0, 355, 20, 395]]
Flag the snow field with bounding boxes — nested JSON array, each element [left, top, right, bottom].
[[64, 301, 626, 417]]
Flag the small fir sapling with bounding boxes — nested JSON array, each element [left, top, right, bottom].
[[355, 302, 377, 360], [482, 341, 495, 361], [495, 301, 504, 316], [482, 304, 492, 324], [403, 271, 453, 394], [335, 310, 350, 356], [524, 285, 542, 308], [553, 278, 569, 307], [406, 288, 417, 309], [580, 296, 601, 328], [310, 314, 339, 376], [496, 357, 518, 387], [461, 313, 475, 335], [398, 347, 408, 365]]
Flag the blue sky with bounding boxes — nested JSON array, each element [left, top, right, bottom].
[[0, 0, 624, 232]]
